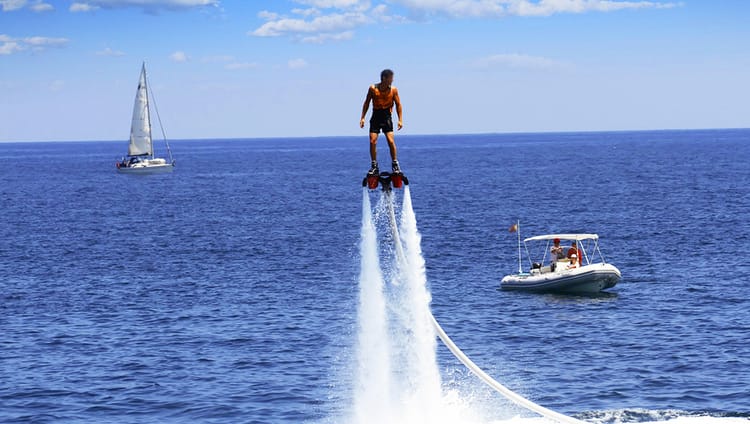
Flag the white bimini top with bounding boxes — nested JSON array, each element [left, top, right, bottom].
[[523, 234, 599, 242]]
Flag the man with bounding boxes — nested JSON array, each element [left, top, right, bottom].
[[360, 69, 403, 175], [550, 238, 563, 271], [567, 241, 579, 262]]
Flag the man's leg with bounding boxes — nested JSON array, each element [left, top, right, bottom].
[[369, 132, 379, 162], [368, 132, 380, 174], [385, 131, 397, 161]]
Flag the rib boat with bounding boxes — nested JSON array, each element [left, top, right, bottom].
[[501, 233, 621, 294]]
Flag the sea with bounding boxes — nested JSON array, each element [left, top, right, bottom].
[[1, 129, 749, 424]]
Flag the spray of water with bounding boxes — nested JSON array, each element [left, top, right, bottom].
[[353, 188, 393, 423], [354, 187, 482, 424], [392, 186, 444, 419]]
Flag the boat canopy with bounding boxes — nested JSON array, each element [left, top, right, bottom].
[[524, 234, 599, 242]]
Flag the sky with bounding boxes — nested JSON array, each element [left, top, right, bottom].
[[0, 0, 749, 142]]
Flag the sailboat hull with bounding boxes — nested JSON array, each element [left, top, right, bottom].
[[117, 160, 174, 174]]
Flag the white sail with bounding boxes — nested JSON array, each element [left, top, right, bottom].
[[128, 63, 152, 157]]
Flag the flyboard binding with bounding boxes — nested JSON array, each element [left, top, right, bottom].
[[362, 170, 409, 191]]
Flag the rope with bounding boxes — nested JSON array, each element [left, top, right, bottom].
[[147, 82, 174, 164], [430, 314, 589, 424]]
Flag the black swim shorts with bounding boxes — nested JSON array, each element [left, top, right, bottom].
[[369, 109, 393, 134]]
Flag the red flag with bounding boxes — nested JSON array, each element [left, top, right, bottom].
[[508, 223, 518, 233]]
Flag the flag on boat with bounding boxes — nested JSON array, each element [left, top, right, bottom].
[[508, 223, 518, 233]]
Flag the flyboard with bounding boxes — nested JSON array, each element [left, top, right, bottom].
[[362, 169, 409, 191], [361, 165, 588, 424]]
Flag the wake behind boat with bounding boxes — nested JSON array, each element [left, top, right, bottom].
[[116, 63, 174, 174], [501, 232, 621, 294]]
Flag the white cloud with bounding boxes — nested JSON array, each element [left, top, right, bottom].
[[0, 40, 22, 55], [1, 34, 23, 55], [390, 0, 680, 18], [225, 62, 258, 70], [473, 53, 571, 70], [291, 7, 322, 17], [251, 0, 400, 43], [508, 0, 680, 17], [23, 36, 69, 48], [30, 1, 53, 12], [251, 0, 678, 43], [288, 58, 309, 69], [301, 30, 354, 43], [258, 10, 279, 20], [69, 0, 218, 13], [0, 0, 26, 11], [0, 35, 69, 54], [70, 2, 98, 11], [96, 47, 125, 56], [1, 0, 55, 11], [253, 11, 370, 37], [296, 0, 370, 8], [169, 51, 189, 62]]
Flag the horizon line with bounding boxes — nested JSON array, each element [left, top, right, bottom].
[[1, 126, 748, 144]]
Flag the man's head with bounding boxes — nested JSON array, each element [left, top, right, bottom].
[[554, 238, 560, 245], [380, 69, 394, 85]]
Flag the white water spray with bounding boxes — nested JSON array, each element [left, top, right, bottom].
[[353, 188, 392, 423], [393, 186, 443, 418], [354, 187, 478, 424]]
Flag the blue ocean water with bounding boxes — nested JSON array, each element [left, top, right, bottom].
[[1, 129, 749, 423]]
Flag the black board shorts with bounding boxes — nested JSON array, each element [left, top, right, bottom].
[[369, 109, 394, 134]]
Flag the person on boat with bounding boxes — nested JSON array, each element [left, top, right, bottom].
[[360, 69, 403, 175], [550, 238, 564, 271], [567, 254, 578, 269], [567, 241, 579, 263]]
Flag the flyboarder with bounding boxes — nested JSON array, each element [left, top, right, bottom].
[[360, 68, 403, 176]]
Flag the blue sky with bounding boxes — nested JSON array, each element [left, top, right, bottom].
[[1, 0, 748, 141]]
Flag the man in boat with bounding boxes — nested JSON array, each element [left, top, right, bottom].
[[566, 254, 578, 269], [567, 241, 579, 264], [360, 69, 403, 175], [550, 238, 564, 271]]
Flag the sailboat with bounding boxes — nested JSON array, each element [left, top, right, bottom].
[[116, 63, 175, 174]]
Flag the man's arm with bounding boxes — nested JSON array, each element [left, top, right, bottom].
[[393, 87, 403, 130], [360, 86, 373, 128]]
